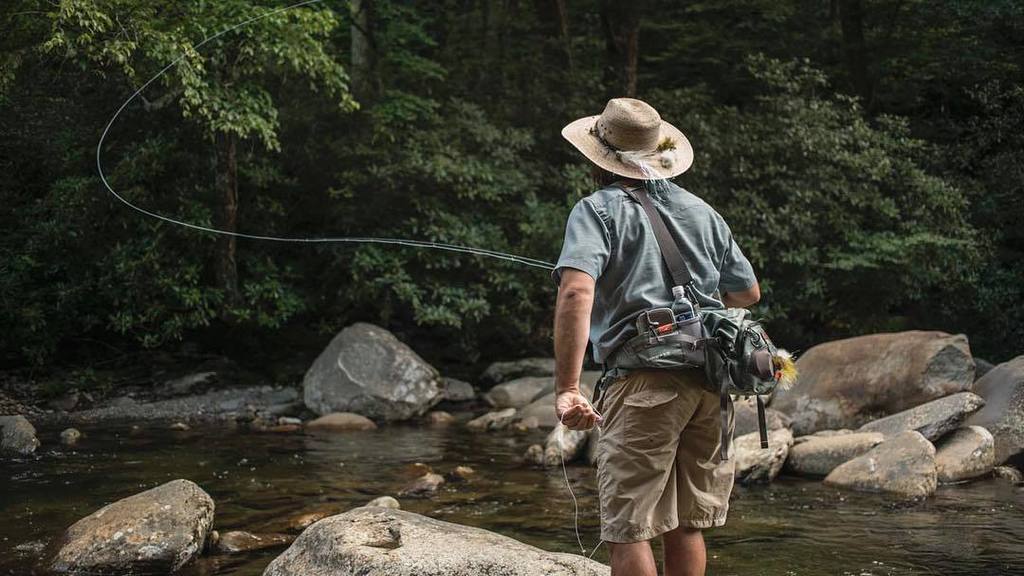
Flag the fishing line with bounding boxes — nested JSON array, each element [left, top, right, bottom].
[[557, 398, 605, 559], [96, 0, 555, 271]]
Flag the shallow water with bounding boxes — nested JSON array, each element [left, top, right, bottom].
[[2, 421, 1021, 575]]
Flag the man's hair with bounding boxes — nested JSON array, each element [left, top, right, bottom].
[[591, 164, 620, 187]]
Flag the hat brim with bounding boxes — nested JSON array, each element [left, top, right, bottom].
[[561, 115, 694, 180]]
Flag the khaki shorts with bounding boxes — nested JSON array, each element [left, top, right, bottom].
[[593, 368, 735, 543]]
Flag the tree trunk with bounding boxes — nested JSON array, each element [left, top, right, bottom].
[[215, 131, 240, 308], [837, 0, 872, 107], [350, 0, 375, 100], [533, 0, 574, 74], [601, 0, 643, 98]]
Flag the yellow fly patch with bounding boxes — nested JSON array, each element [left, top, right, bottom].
[[772, 349, 798, 390]]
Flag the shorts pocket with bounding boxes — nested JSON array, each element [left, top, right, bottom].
[[621, 386, 680, 448]]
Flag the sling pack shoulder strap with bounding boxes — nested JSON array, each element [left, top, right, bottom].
[[615, 184, 693, 290]]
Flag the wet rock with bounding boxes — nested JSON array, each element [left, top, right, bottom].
[[447, 466, 475, 482], [50, 479, 214, 574], [935, 426, 996, 483], [163, 372, 217, 396], [214, 531, 291, 554], [485, 377, 553, 409], [399, 473, 445, 497], [306, 412, 377, 432], [170, 421, 191, 431], [542, 426, 590, 467], [734, 428, 793, 484], [466, 408, 517, 432], [824, 431, 937, 499], [479, 358, 556, 386], [366, 496, 401, 509], [60, 428, 83, 446], [270, 506, 343, 534], [992, 465, 1022, 484], [277, 417, 302, 426], [303, 323, 442, 421], [858, 392, 985, 441], [772, 331, 975, 435], [425, 410, 455, 426], [402, 462, 433, 477], [785, 432, 885, 477], [1, 415, 40, 456], [965, 355, 1024, 464], [440, 377, 476, 402], [512, 416, 540, 432], [734, 397, 792, 437], [524, 444, 545, 465], [263, 507, 609, 576]]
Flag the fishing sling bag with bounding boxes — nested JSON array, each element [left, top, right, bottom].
[[604, 184, 783, 460]]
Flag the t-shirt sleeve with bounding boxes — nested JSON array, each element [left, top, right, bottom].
[[718, 225, 758, 293], [552, 199, 611, 285]]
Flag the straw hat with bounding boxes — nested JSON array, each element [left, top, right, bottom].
[[561, 98, 693, 180]]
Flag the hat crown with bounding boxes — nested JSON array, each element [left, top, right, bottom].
[[595, 98, 662, 152]]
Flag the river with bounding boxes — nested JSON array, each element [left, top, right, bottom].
[[2, 422, 1021, 575]]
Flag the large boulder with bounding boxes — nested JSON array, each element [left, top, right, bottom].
[[303, 323, 442, 421], [263, 507, 608, 576], [785, 431, 885, 477], [966, 355, 1024, 465], [935, 426, 996, 483], [733, 428, 793, 484], [465, 408, 518, 432], [0, 415, 40, 456], [772, 331, 975, 435], [50, 479, 215, 574], [824, 431, 937, 499], [479, 358, 556, 386], [857, 392, 985, 441]]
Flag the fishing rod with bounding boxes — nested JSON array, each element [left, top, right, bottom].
[[96, 0, 556, 271]]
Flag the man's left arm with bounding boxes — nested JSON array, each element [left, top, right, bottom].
[[553, 269, 599, 431]]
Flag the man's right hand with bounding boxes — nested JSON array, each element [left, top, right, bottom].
[[555, 390, 600, 431]]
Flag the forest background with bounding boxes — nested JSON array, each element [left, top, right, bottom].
[[1, 0, 1021, 383]]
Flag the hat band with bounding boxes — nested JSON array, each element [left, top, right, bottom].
[[591, 120, 679, 174]]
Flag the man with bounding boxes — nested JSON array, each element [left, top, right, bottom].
[[552, 98, 761, 576]]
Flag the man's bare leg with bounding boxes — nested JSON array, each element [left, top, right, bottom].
[[663, 526, 706, 576], [608, 541, 657, 576]]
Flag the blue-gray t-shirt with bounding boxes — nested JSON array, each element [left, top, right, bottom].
[[553, 181, 758, 364]]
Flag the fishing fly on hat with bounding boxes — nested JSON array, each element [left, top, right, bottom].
[[561, 98, 694, 180]]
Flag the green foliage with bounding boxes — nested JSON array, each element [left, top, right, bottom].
[[0, 0, 1021, 369]]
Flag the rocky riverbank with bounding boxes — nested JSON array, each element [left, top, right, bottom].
[[4, 324, 1024, 574]]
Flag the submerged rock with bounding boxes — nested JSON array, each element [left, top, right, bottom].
[[785, 431, 885, 477], [479, 358, 556, 386], [398, 473, 445, 498], [425, 410, 455, 426], [60, 428, 83, 446], [992, 466, 1022, 484], [214, 531, 292, 555], [50, 479, 214, 574], [365, 496, 401, 509], [935, 426, 996, 483], [824, 431, 937, 499], [447, 465, 475, 482], [303, 323, 442, 421], [966, 355, 1024, 464], [858, 392, 985, 441], [262, 507, 609, 576], [733, 428, 793, 484], [772, 331, 975, 435], [465, 408, 517, 432], [0, 415, 40, 456], [306, 412, 377, 431]]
